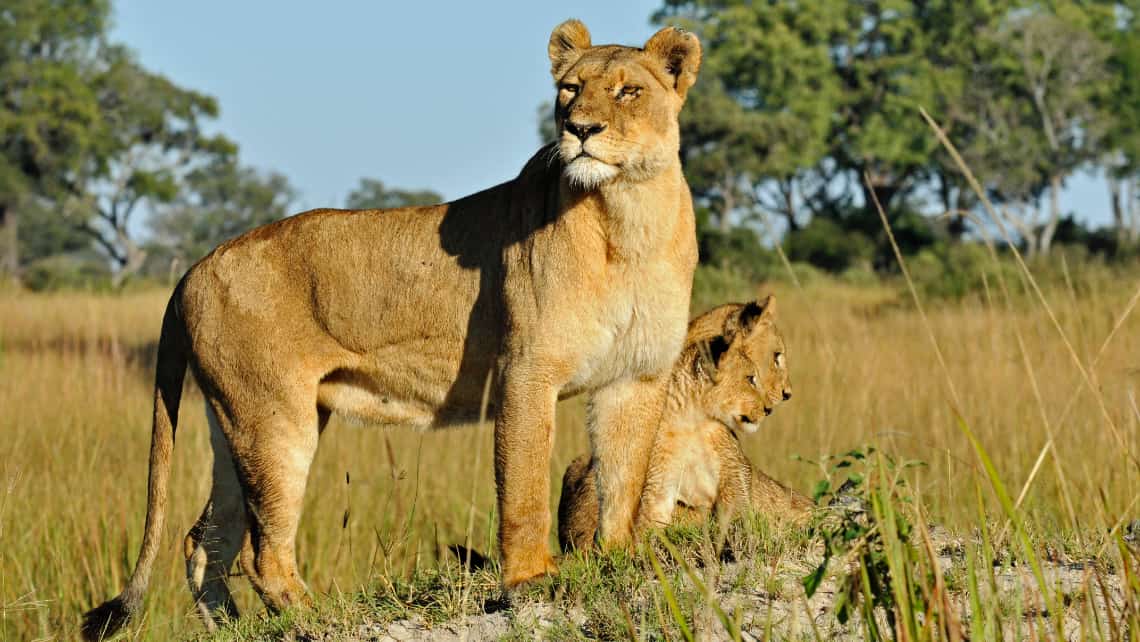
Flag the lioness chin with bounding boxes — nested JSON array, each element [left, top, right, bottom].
[[83, 19, 701, 640], [558, 297, 813, 553]]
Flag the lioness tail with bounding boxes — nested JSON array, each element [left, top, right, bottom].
[[82, 288, 188, 641]]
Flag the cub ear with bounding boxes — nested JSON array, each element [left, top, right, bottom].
[[549, 19, 592, 80], [694, 336, 730, 380], [757, 294, 777, 322], [725, 295, 775, 338], [643, 26, 702, 99]]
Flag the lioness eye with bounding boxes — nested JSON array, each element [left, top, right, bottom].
[[747, 375, 757, 388], [560, 83, 579, 95], [774, 352, 784, 368], [619, 85, 641, 98]]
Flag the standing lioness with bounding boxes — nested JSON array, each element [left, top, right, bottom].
[[83, 20, 701, 639]]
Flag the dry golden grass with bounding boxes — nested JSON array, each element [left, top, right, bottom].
[[1, 266, 1138, 640]]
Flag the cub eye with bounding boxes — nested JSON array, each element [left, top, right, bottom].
[[619, 85, 641, 98], [560, 83, 579, 95], [774, 352, 784, 368], [747, 375, 757, 388]]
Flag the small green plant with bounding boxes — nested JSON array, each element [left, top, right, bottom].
[[801, 446, 961, 641]]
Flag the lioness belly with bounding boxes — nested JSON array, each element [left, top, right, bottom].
[[316, 340, 496, 429]]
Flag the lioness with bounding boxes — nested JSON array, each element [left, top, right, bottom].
[[84, 20, 701, 640], [558, 297, 812, 552]]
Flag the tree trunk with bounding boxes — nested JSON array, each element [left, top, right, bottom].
[[719, 175, 734, 234], [1003, 206, 1038, 259], [1025, 229, 1039, 259], [781, 181, 799, 233], [0, 203, 18, 281], [1110, 176, 1125, 246], [110, 229, 147, 288], [939, 174, 965, 241], [1039, 174, 1062, 255], [861, 177, 898, 231], [1127, 178, 1139, 244]]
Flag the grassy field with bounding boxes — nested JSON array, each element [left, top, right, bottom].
[[1, 258, 1139, 640]]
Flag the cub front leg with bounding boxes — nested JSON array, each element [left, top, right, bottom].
[[495, 369, 560, 588], [636, 423, 686, 530], [588, 374, 669, 548]]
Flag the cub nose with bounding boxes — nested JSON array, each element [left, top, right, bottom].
[[763, 407, 773, 416], [783, 390, 792, 401], [565, 120, 606, 141]]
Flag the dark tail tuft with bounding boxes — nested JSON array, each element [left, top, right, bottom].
[[448, 544, 490, 571], [81, 594, 138, 641]]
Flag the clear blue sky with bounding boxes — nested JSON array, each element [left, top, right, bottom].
[[110, 1, 1114, 227]]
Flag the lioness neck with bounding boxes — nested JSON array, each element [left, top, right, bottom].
[[587, 164, 686, 262]]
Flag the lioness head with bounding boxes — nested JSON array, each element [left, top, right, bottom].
[[693, 295, 791, 434], [547, 19, 701, 189]]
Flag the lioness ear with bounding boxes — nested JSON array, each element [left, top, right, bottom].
[[549, 19, 592, 80], [643, 26, 701, 99]]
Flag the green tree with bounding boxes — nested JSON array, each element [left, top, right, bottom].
[[959, 4, 1112, 256], [656, 0, 839, 234], [64, 44, 234, 285], [0, 0, 106, 278], [0, 0, 233, 285], [344, 178, 442, 209], [537, 100, 558, 144], [1104, 1, 1140, 245], [655, 0, 996, 240], [149, 156, 296, 267]]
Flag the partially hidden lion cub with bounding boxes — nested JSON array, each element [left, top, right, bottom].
[[85, 19, 702, 640], [559, 296, 812, 552]]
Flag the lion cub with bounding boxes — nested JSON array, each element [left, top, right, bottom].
[[559, 296, 812, 551]]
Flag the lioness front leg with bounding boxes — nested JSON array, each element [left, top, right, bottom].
[[588, 374, 669, 547], [495, 370, 560, 588]]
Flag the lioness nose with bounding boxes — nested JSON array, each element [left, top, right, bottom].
[[565, 120, 606, 141]]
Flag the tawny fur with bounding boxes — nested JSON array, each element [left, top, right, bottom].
[[558, 298, 812, 553], [83, 20, 702, 639]]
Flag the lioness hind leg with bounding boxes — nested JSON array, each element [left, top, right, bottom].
[[184, 403, 247, 630], [226, 403, 320, 613], [557, 454, 598, 553]]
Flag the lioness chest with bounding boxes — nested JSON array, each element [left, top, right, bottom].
[[557, 256, 691, 395]]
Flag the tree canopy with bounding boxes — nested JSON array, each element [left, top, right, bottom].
[[1, 0, 443, 288], [652, 0, 1139, 264]]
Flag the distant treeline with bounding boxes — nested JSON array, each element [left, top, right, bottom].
[[0, 1, 442, 290], [655, 0, 1140, 276], [3, 1, 1139, 291]]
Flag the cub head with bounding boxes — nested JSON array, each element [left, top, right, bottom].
[[693, 295, 791, 434], [547, 19, 701, 190]]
